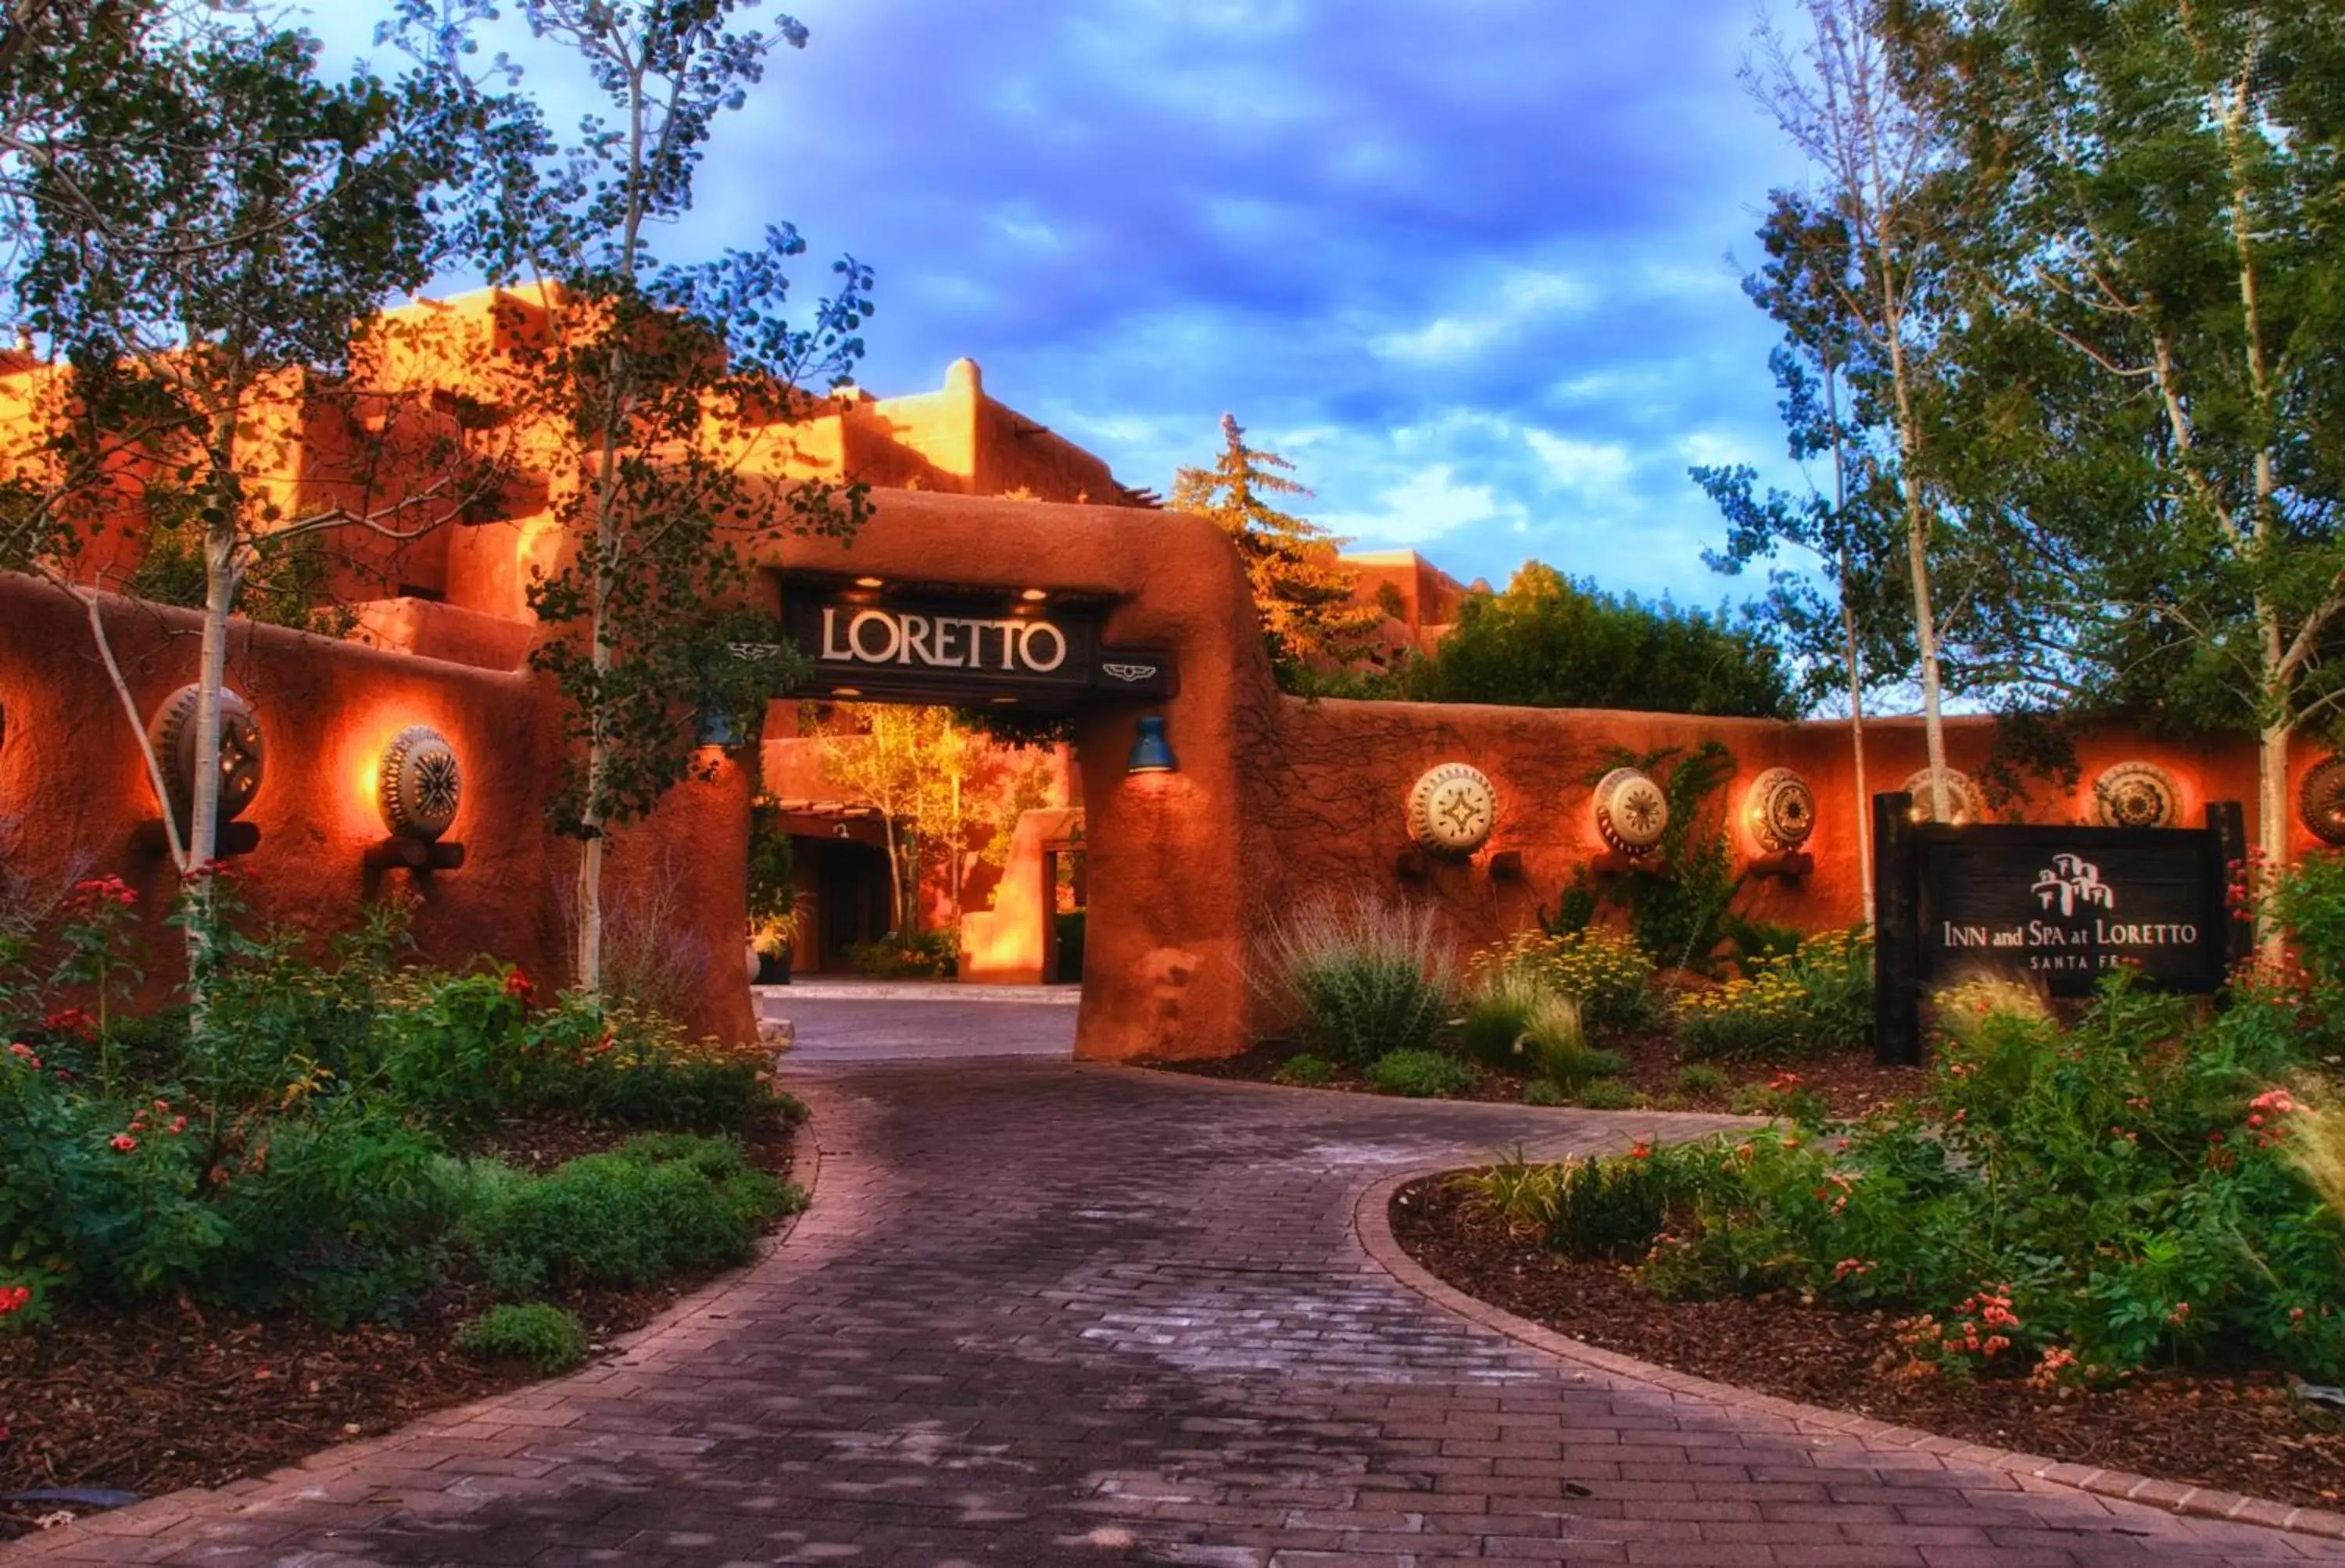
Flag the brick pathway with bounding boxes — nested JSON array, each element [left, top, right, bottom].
[[16, 1058, 2345, 1566]]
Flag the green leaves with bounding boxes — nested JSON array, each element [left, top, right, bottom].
[[1402, 564, 1799, 720]]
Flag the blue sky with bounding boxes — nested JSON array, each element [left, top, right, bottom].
[[318, 0, 1818, 605]]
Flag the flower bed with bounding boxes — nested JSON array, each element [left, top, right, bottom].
[[1391, 1171, 2345, 1509], [1384, 850, 2345, 1516], [1198, 896, 1910, 1113], [0, 876, 806, 1534]]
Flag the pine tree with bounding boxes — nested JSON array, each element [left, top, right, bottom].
[[1169, 414, 1380, 679]]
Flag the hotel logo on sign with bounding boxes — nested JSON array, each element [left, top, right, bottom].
[[2032, 854, 2114, 918]]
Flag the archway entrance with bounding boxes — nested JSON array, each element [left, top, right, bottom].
[[768, 572, 1168, 992]]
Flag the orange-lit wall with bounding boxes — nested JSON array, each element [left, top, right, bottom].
[[0, 573, 754, 1044]]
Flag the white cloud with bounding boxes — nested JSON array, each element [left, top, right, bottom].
[[1320, 464, 1526, 547], [1524, 429, 1634, 492], [1370, 270, 1594, 365], [1674, 428, 1751, 468]]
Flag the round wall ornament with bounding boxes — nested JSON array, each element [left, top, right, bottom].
[[1745, 767, 1816, 854], [2092, 761, 2182, 830], [378, 725, 462, 842], [145, 684, 263, 829], [2300, 756, 2345, 847], [1593, 767, 1669, 856], [1406, 763, 1497, 856], [1901, 766, 1985, 826]]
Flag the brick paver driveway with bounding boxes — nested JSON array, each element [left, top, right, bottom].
[[18, 1052, 2345, 1566]]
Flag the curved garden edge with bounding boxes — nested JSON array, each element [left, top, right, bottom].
[[0, 1133, 828, 1564], [1349, 1162, 2345, 1545]]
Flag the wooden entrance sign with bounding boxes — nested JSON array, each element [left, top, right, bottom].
[[1871, 793, 2250, 1065], [779, 576, 1176, 711]]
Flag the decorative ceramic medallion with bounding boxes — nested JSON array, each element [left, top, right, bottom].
[[1593, 767, 1669, 856], [2301, 756, 2345, 847], [1745, 767, 1817, 853], [2092, 761, 2183, 831], [145, 684, 263, 829], [378, 725, 462, 842], [1406, 763, 1496, 856], [1901, 766, 1985, 826]]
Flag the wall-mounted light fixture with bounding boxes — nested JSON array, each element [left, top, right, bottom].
[[1127, 714, 1176, 775], [136, 684, 265, 857], [365, 724, 466, 872]]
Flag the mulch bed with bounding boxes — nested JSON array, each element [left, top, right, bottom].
[[1391, 1172, 2345, 1512], [1148, 1032, 1927, 1122], [0, 1111, 800, 1541]]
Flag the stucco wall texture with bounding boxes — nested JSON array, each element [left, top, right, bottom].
[[0, 489, 2316, 1064]]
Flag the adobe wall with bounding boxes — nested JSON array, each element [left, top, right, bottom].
[[5, 482, 2325, 1067], [1252, 700, 2278, 964], [0, 572, 754, 1044]]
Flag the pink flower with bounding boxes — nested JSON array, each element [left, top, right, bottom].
[[109, 1133, 137, 1153]]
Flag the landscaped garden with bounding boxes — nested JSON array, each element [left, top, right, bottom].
[[1153, 890, 1917, 1119], [1388, 854, 2345, 1509], [0, 872, 804, 1534]]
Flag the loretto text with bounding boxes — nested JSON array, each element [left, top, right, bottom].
[[819, 607, 1068, 672], [1939, 919, 2200, 972]]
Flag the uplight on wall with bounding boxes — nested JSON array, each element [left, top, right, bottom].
[[366, 724, 466, 872], [1127, 714, 1176, 775]]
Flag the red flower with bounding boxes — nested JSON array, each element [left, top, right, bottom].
[[167, 1116, 187, 1136], [0, 1285, 30, 1316], [42, 1008, 94, 1038], [501, 970, 535, 1008], [70, 875, 135, 911], [109, 1133, 137, 1153], [1628, 1140, 1652, 1162]]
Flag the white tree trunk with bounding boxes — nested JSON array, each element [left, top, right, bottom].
[[2259, 717, 2290, 956], [576, 829, 604, 991]]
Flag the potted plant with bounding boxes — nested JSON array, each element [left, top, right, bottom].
[[753, 891, 809, 984], [746, 802, 802, 983]]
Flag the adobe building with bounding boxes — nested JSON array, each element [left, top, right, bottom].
[[1, 285, 2332, 1061]]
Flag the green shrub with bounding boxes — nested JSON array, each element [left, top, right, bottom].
[[1723, 916, 1803, 975], [1457, 968, 1541, 1073], [1273, 1052, 1336, 1087], [1467, 927, 1659, 1038], [1515, 974, 2345, 1385], [1545, 1144, 1704, 1261], [455, 1303, 589, 1374], [199, 1105, 463, 1322], [461, 1135, 798, 1299], [1572, 1079, 1647, 1110], [1520, 992, 1623, 1088], [1674, 1063, 1729, 1096], [1366, 1049, 1474, 1098], [1255, 895, 1454, 1065], [1674, 927, 1872, 1061], [1727, 1072, 1828, 1125], [1523, 1080, 1566, 1107], [847, 929, 958, 979]]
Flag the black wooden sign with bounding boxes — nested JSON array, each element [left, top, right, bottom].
[[1871, 794, 2249, 1064], [780, 587, 1176, 710]]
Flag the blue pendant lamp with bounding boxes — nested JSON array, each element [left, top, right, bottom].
[[1126, 714, 1176, 775]]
